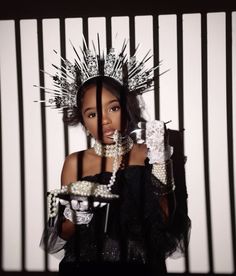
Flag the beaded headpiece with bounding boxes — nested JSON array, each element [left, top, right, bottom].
[[36, 36, 162, 112]]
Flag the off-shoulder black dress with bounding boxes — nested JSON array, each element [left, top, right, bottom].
[[58, 130, 191, 276], [39, 130, 190, 275]]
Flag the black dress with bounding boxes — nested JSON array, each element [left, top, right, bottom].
[[58, 133, 191, 276], [40, 130, 190, 275]]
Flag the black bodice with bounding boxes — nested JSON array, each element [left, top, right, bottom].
[[59, 162, 190, 276]]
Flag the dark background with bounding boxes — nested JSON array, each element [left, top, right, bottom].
[[0, 0, 236, 19]]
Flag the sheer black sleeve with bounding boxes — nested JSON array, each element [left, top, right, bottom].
[[144, 129, 191, 259]]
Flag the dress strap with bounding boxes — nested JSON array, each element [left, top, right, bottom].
[[77, 151, 84, 180]]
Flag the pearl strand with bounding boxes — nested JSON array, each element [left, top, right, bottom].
[[93, 130, 121, 196], [47, 186, 67, 218], [107, 141, 120, 191]]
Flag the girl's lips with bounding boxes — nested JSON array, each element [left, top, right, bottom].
[[103, 129, 115, 138]]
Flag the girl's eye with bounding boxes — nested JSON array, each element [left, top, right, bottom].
[[110, 105, 120, 112], [88, 112, 96, 118]]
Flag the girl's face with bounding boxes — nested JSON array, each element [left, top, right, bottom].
[[81, 85, 121, 144]]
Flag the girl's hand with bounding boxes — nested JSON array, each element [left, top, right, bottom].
[[135, 120, 173, 164], [59, 197, 107, 225]]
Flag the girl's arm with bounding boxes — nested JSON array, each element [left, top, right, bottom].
[[59, 153, 78, 240]]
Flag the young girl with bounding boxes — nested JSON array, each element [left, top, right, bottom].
[[41, 43, 190, 276]]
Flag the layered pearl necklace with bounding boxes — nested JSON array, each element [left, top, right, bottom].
[[93, 133, 134, 157]]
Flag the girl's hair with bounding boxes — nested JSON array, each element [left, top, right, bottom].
[[63, 76, 146, 134]]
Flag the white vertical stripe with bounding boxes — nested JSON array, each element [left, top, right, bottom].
[[232, 12, 236, 243], [159, 14, 184, 273], [65, 18, 87, 154], [207, 12, 233, 273], [182, 14, 209, 273], [42, 18, 64, 271], [88, 17, 106, 52], [20, 19, 44, 271], [135, 16, 155, 121], [111, 16, 130, 56], [0, 20, 22, 270], [158, 15, 179, 131], [87, 17, 107, 148]]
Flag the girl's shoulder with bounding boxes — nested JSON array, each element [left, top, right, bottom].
[[61, 148, 97, 185], [64, 148, 96, 163]]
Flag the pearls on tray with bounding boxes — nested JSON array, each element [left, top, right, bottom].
[[67, 181, 119, 198], [93, 185, 119, 198], [69, 181, 94, 196], [47, 180, 119, 219]]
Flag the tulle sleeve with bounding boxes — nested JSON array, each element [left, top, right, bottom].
[[39, 206, 67, 259], [144, 129, 191, 259]]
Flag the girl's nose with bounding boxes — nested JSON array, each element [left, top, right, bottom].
[[102, 111, 111, 125]]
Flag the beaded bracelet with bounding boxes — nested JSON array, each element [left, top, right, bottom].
[[151, 159, 174, 186], [151, 159, 175, 196]]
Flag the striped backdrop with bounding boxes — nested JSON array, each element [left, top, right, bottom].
[[0, 12, 235, 274]]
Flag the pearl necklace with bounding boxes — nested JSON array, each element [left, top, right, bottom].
[[93, 134, 133, 157]]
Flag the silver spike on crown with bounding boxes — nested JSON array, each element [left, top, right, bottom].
[[35, 37, 162, 111]]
